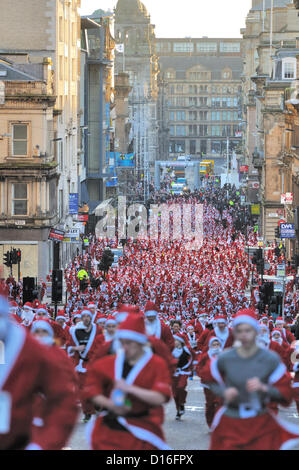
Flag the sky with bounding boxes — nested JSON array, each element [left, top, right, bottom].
[[80, 0, 252, 38]]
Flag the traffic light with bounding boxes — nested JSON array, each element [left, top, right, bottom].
[[3, 251, 11, 268], [10, 249, 18, 265], [23, 277, 36, 304], [252, 248, 263, 265], [52, 270, 63, 303], [16, 249, 21, 263], [275, 226, 280, 239], [98, 249, 114, 274], [257, 258, 264, 275]]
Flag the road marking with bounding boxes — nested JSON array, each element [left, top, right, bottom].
[[185, 406, 204, 412]]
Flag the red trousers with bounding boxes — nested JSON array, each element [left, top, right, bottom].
[[78, 372, 94, 415], [210, 411, 299, 450], [90, 418, 157, 450], [172, 375, 188, 411], [203, 388, 222, 427]]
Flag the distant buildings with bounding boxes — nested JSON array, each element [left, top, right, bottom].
[[156, 38, 243, 160]]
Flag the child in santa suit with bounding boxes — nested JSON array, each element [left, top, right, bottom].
[[83, 314, 172, 450], [196, 337, 223, 428], [171, 333, 193, 420]]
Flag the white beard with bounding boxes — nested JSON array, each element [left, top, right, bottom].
[[145, 319, 158, 336], [172, 347, 183, 358]]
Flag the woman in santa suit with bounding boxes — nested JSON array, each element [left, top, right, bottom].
[[84, 314, 172, 450], [171, 333, 193, 420], [207, 309, 299, 450]]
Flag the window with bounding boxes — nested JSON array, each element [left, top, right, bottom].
[[199, 125, 208, 136], [199, 97, 208, 106], [189, 111, 197, 121], [211, 111, 221, 121], [169, 126, 175, 137], [189, 97, 197, 106], [220, 42, 240, 53], [12, 124, 28, 156], [176, 84, 184, 93], [169, 111, 175, 121], [176, 96, 185, 106], [156, 42, 171, 53], [173, 42, 194, 53], [211, 126, 221, 136], [176, 126, 186, 136], [190, 140, 196, 154], [199, 111, 208, 120], [189, 125, 197, 136], [169, 141, 185, 153], [12, 183, 28, 216], [197, 42, 217, 52], [176, 111, 186, 121], [222, 111, 232, 121], [282, 59, 296, 80]]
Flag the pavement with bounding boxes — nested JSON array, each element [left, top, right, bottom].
[[65, 375, 299, 451]]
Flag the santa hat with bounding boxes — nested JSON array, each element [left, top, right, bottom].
[[36, 306, 49, 316], [144, 301, 159, 317], [81, 309, 93, 319], [173, 333, 186, 344], [87, 302, 97, 310], [106, 316, 117, 326], [56, 312, 66, 321], [213, 315, 227, 324], [233, 309, 259, 332], [114, 305, 139, 324], [275, 317, 285, 325], [115, 314, 148, 344], [23, 302, 33, 310], [96, 315, 107, 325], [271, 329, 282, 337], [31, 320, 54, 338]]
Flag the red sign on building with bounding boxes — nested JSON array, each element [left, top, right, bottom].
[[240, 165, 249, 172]]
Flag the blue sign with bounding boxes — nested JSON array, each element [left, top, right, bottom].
[[280, 223, 296, 239], [116, 152, 136, 168], [69, 193, 79, 215]]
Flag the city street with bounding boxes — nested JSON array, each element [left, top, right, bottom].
[[67, 376, 299, 450]]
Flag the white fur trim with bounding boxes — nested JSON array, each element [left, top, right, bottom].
[[210, 406, 227, 432], [268, 363, 287, 385], [116, 330, 148, 344], [32, 417, 44, 427], [210, 358, 225, 386], [25, 443, 43, 450], [233, 315, 259, 331], [117, 417, 172, 450], [0, 323, 26, 389], [145, 310, 158, 317]]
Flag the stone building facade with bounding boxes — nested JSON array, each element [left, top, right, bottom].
[[0, 0, 82, 271], [114, 0, 159, 197], [241, 0, 299, 251], [156, 38, 243, 160], [0, 58, 59, 279]]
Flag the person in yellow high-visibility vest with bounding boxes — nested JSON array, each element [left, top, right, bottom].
[[77, 269, 89, 281]]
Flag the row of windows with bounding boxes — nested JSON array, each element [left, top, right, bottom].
[[169, 124, 241, 137], [168, 96, 239, 107], [157, 41, 241, 54], [168, 84, 239, 94], [169, 139, 240, 154], [169, 111, 239, 121]]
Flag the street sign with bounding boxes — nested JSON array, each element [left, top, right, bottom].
[[69, 193, 79, 215], [63, 229, 80, 243], [280, 223, 296, 239], [277, 264, 286, 277], [251, 204, 260, 215], [48, 228, 65, 241]]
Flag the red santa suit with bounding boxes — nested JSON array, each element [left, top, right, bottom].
[[171, 333, 193, 417], [196, 337, 223, 427], [67, 313, 104, 415], [0, 321, 78, 450], [275, 318, 296, 345], [84, 315, 172, 450], [144, 302, 174, 351]]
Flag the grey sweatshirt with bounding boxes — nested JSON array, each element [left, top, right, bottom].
[[208, 347, 286, 418]]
